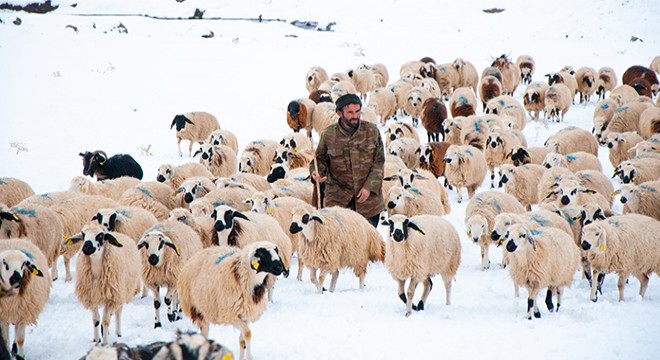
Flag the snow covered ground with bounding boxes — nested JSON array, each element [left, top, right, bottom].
[[0, 0, 659, 359]]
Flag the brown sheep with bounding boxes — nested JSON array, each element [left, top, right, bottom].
[[308, 89, 332, 104], [449, 87, 477, 118], [480, 75, 503, 112], [575, 67, 598, 104], [491, 54, 520, 95], [417, 142, 451, 182], [421, 97, 448, 143], [286, 98, 316, 138], [622, 65, 659, 97]]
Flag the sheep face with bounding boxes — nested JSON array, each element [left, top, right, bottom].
[[510, 147, 531, 166], [280, 135, 299, 151], [156, 164, 174, 183], [465, 215, 488, 244], [549, 179, 592, 206], [420, 63, 437, 79], [385, 124, 408, 143], [248, 242, 285, 277], [239, 154, 256, 174], [503, 224, 535, 253], [245, 193, 274, 214], [386, 187, 414, 213], [579, 204, 607, 227], [289, 207, 322, 241], [491, 214, 515, 243], [152, 331, 234, 360], [604, 133, 621, 149], [137, 231, 180, 267], [386, 214, 425, 242], [616, 185, 639, 208], [443, 146, 465, 165], [580, 223, 606, 252], [189, 199, 212, 217], [168, 208, 194, 225], [211, 205, 248, 234], [616, 162, 636, 184], [176, 180, 209, 204], [542, 153, 563, 169], [170, 114, 194, 132], [0, 250, 44, 297], [78, 224, 123, 257], [632, 142, 658, 156], [207, 130, 224, 146], [69, 176, 90, 193], [486, 133, 505, 150], [267, 164, 288, 183], [390, 169, 426, 190], [418, 144, 432, 166], [91, 210, 118, 232], [195, 144, 217, 163], [498, 165, 516, 186], [406, 91, 424, 109]]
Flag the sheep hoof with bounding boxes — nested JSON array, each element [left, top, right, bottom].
[[416, 301, 425, 311], [12, 343, 17, 353], [154, 322, 162, 329], [167, 312, 177, 322], [591, 296, 598, 303], [405, 310, 412, 317], [534, 310, 541, 319], [399, 293, 407, 304]]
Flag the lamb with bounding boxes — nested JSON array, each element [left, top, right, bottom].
[[460, 115, 490, 150], [173, 176, 216, 206], [416, 141, 451, 180], [0, 177, 34, 208], [421, 97, 448, 142], [289, 204, 385, 294], [485, 95, 526, 130], [305, 66, 329, 93], [69, 175, 141, 201], [0, 238, 50, 358], [639, 106, 660, 139], [347, 68, 376, 101], [79, 150, 144, 180], [286, 98, 316, 137], [523, 81, 549, 120], [404, 86, 433, 127], [67, 224, 141, 344], [156, 162, 214, 190], [544, 83, 573, 122], [384, 122, 420, 148], [367, 87, 397, 125], [384, 168, 451, 215], [491, 54, 521, 95], [546, 71, 578, 102], [452, 58, 479, 92], [168, 207, 216, 248], [194, 143, 238, 178], [484, 127, 520, 188], [581, 214, 660, 302], [239, 139, 278, 176], [449, 87, 477, 118], [544, 126, 599, 156], [206, 128, 239, 153], [596, 67, 617, 101], [613, 157, 660, 185], [119, 182, 179, 220], [137, 219, 203, 328], [575, 67, 598, 104], [330, 80, 358, 103], [615, 180, 660, 220], [464, 191, 525, 270], [503, 224, 579, 319], [178, 241, 284, 360], [170, 112, 221, 157], [309, 102, 339, 136], [386, 185, 445, 217], [388, 138, 421, 169], [622, 65, 659, 97], [592, 98, 619, 143], [444, 145, 487, 203], [480, 75, 503, 112], [609, 84, 639, 106], [385, 214, 461, 316], [542, 151, 602, 173], [604, 131, 644, 167], [509, 146, 550, 166], [498, 164, 546, 210], [516, 55, 535, 85], [601, 102, 654, 140]]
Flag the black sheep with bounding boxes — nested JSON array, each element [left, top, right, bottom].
[[78, 150, 143, 180]]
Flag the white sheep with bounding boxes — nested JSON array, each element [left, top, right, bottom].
[[581, 214, 660, 302], [289, 204, 385, 294], [435, 63, 461, 100], [239, 139, 279, 176], [168, 207, 216, 248], [544, 177, 611, 212], [137, 220, 203, 328], [388, 80, 414, 120], [601, 102, 654, 141], [503, 224, 579, 319], [596, 67, 617, 101], [0, 204, 63, 281], [383, 168, 451, 215], [575, 66, 598, 104], [610, 84, 639, 106], [280, 132, 313, 153], [347, 67, 377, 101], [491, 209, 574, 245], [384, 122, 420, 148], [542, 151, 602, 173], [382, 155, 408, 201], [68, 175, 141, 201], [67, 224, 141, 344], [614, 180, 660, 220], [119, 181, 179, 220], [388, 137, 421, 169], [485, 95, 526, 130], [385, 214, 461, 316], [544, 126, 599, 156], [592, 98, 618, 144], [404, 86, 433, 127], [465, 190, 525, 270], [305, 66, 329, 93], [178, 241, 285, 360], [206, 128, 239, 153], [442, 117, 464, 145], [544, 83, 573, 122], [546, 71, 578, 102], [0, 177, 34, 208], [523, 81, 549, 120], [491, 55, 520, 95], [419, 77, 441, 98], [604, 131, 643, 167], [170, 111, 221, 157], [194, 143, 238, 178], [630, 138, 660, 160], [444, 145, 487, 203], [0, 238, 50, 358], [484, 127, 520, 188], [516, 55, 535, 85], [386, 185, 445, 218], [509, 146, 550, 167], [156, 162, 214, 190], [174, 176, 216, 207], [452, 58, 479, 92], [367, 87, 397, 125], [613, 157, 660, 185], [498, 163, 546, 210]]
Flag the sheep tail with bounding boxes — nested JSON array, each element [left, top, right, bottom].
[[368, 233, 386, 263]]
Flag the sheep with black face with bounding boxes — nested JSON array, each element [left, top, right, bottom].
[[170, 111, 221, 157]]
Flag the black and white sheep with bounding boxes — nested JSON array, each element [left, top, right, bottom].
[[516, 55, 535, 85], [79, 150, 144, 180], [207, 128, 239, 153], [170, 112, 221, 157]]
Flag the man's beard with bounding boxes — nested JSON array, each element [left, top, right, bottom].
[[341, 116, 360, 129]]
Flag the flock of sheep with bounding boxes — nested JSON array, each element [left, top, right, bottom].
[[0, 53, 659, 360]]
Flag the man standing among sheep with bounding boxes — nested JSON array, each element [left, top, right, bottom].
[[311, 93, 385, 227]]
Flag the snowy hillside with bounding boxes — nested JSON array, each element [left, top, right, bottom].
[[0, 0, 659, 359]]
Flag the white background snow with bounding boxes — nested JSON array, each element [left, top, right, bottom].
[[1, 0, 659, 359]]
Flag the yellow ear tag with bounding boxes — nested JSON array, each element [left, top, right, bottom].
[[12, 214, 20, 221], [251, 261, 260, 270], [268, 208, 274, 215], [600, 244, 606, 251], [465, 230, 471, 237], [174, 246, 181, 256], [222, 353, 233, 360], [32, 268, 43, 276], [82, 188, 87, 193]]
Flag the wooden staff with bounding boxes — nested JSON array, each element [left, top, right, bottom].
[[311, 136, 322, 209]]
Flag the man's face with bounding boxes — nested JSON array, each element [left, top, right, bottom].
[[339, 103, 361, 129]]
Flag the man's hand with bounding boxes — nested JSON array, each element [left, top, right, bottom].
[[311, 171, 327, 184], [356, 188, 370, 203]]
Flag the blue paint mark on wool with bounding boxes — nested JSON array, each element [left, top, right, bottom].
[[530, 229, 542, 236], [474, 121, 481, 132], [607, 219, 621, 228], [148, 224, 166, 232], [566, 154, 577, 161], [0, 179, 7, 185], [118, 209, 132, 218], [615, 106, 628, 113], [600, 102, 609, 109], [409, 188, 421, 195], [138, 187, 153, 198], [215, 252, 236, 265], [530, 216, 550, 227], [640, 185, 657, 193], [564, 126, 578, 131], [486, 200, 502, 212], [498, 100, 505, 106], [212, 201, 227, 207], [561, 211, 574, 225], [252, 141, 265, 147], [465, 149, 473, 157], [13, 208, 36, 217], [38, 193, 51, 199], [459, 96, 469, 106], [20, 250, 35, 260], [649, 137, 660, 143]]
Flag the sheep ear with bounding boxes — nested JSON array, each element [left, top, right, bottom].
[[184, 118, 195, 125], [594, 208, 606, 221], [108, 213, 117, 231], [406, 221, 426, 235], [163, 239, 181, 256], [192, 149, 202, 158], [311, 215, 324, 224], [527, 233, 537, 251], [580, 189, 597, 195], [23, 260, 44, 277], [170, 119, 176, 129], [64, 232, 83, 245], [137, 238, 147, 250], [383, 176, 396, 181], [104, 233, 123, 247], [233, 211, 249, 221], [0, 212, 20, 222]]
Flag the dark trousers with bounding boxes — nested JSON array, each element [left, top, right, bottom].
[[346, 197, 380, 228]]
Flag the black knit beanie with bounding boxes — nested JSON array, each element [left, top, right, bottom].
[[335, 93, 362, 111]]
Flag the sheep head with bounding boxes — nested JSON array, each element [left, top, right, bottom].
[[170, 114, 194, 131], [0, 249, 44, 298], [168, 208, 194, 225], [289, 205, 322, 241], [91, 209, 119, 232], [247, 241, 285, 277], [580, 223, 607, 252], [387, 214, 425, 242], [503, 224, 536, 253], [137, 231, 181, 267], [465, 214, 488, 244], [70, 224, 123, 257], [156, 164, 174, 183]]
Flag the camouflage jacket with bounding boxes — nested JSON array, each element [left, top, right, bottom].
[[312, 121, 385, 218]]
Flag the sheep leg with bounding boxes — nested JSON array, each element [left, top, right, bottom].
[[455, 185, 463, 203], [556, 287, 563, 312], [188, 141, 194, 157], [14, 323, 25, 358], [199, 322, 210, 338], [91, 307, 101, 343], [150, 285, 163, 328], [526, 287, 541, 320], [50, 262, 58, 282], [405, 280, 419, 317], [296, 256, 304, 282], [64, 255, 73, 282], [467, 185, 477, 200], [590, 270, 600, 302], [581, 255, 592, 285], [177, 137, 183, 157], [236, 321, 252, 360], [514, 284, 520, 298], [115, 306, 123, 338], [309, 268, 323, 294], [165, 287, 178, 322], [101, 306, 112, 344], [617, 274, 629, 302], [329, 269, 340, 293], [635, 273, 650, 298], [441, 275, 452, 306], [397, 279, 407, 303], [490, 170, 496, 188], [480, 242, 490, 271], [416, 277, 433, 310], [545, 287, 555, 312], [0, 323, 8, 351]]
